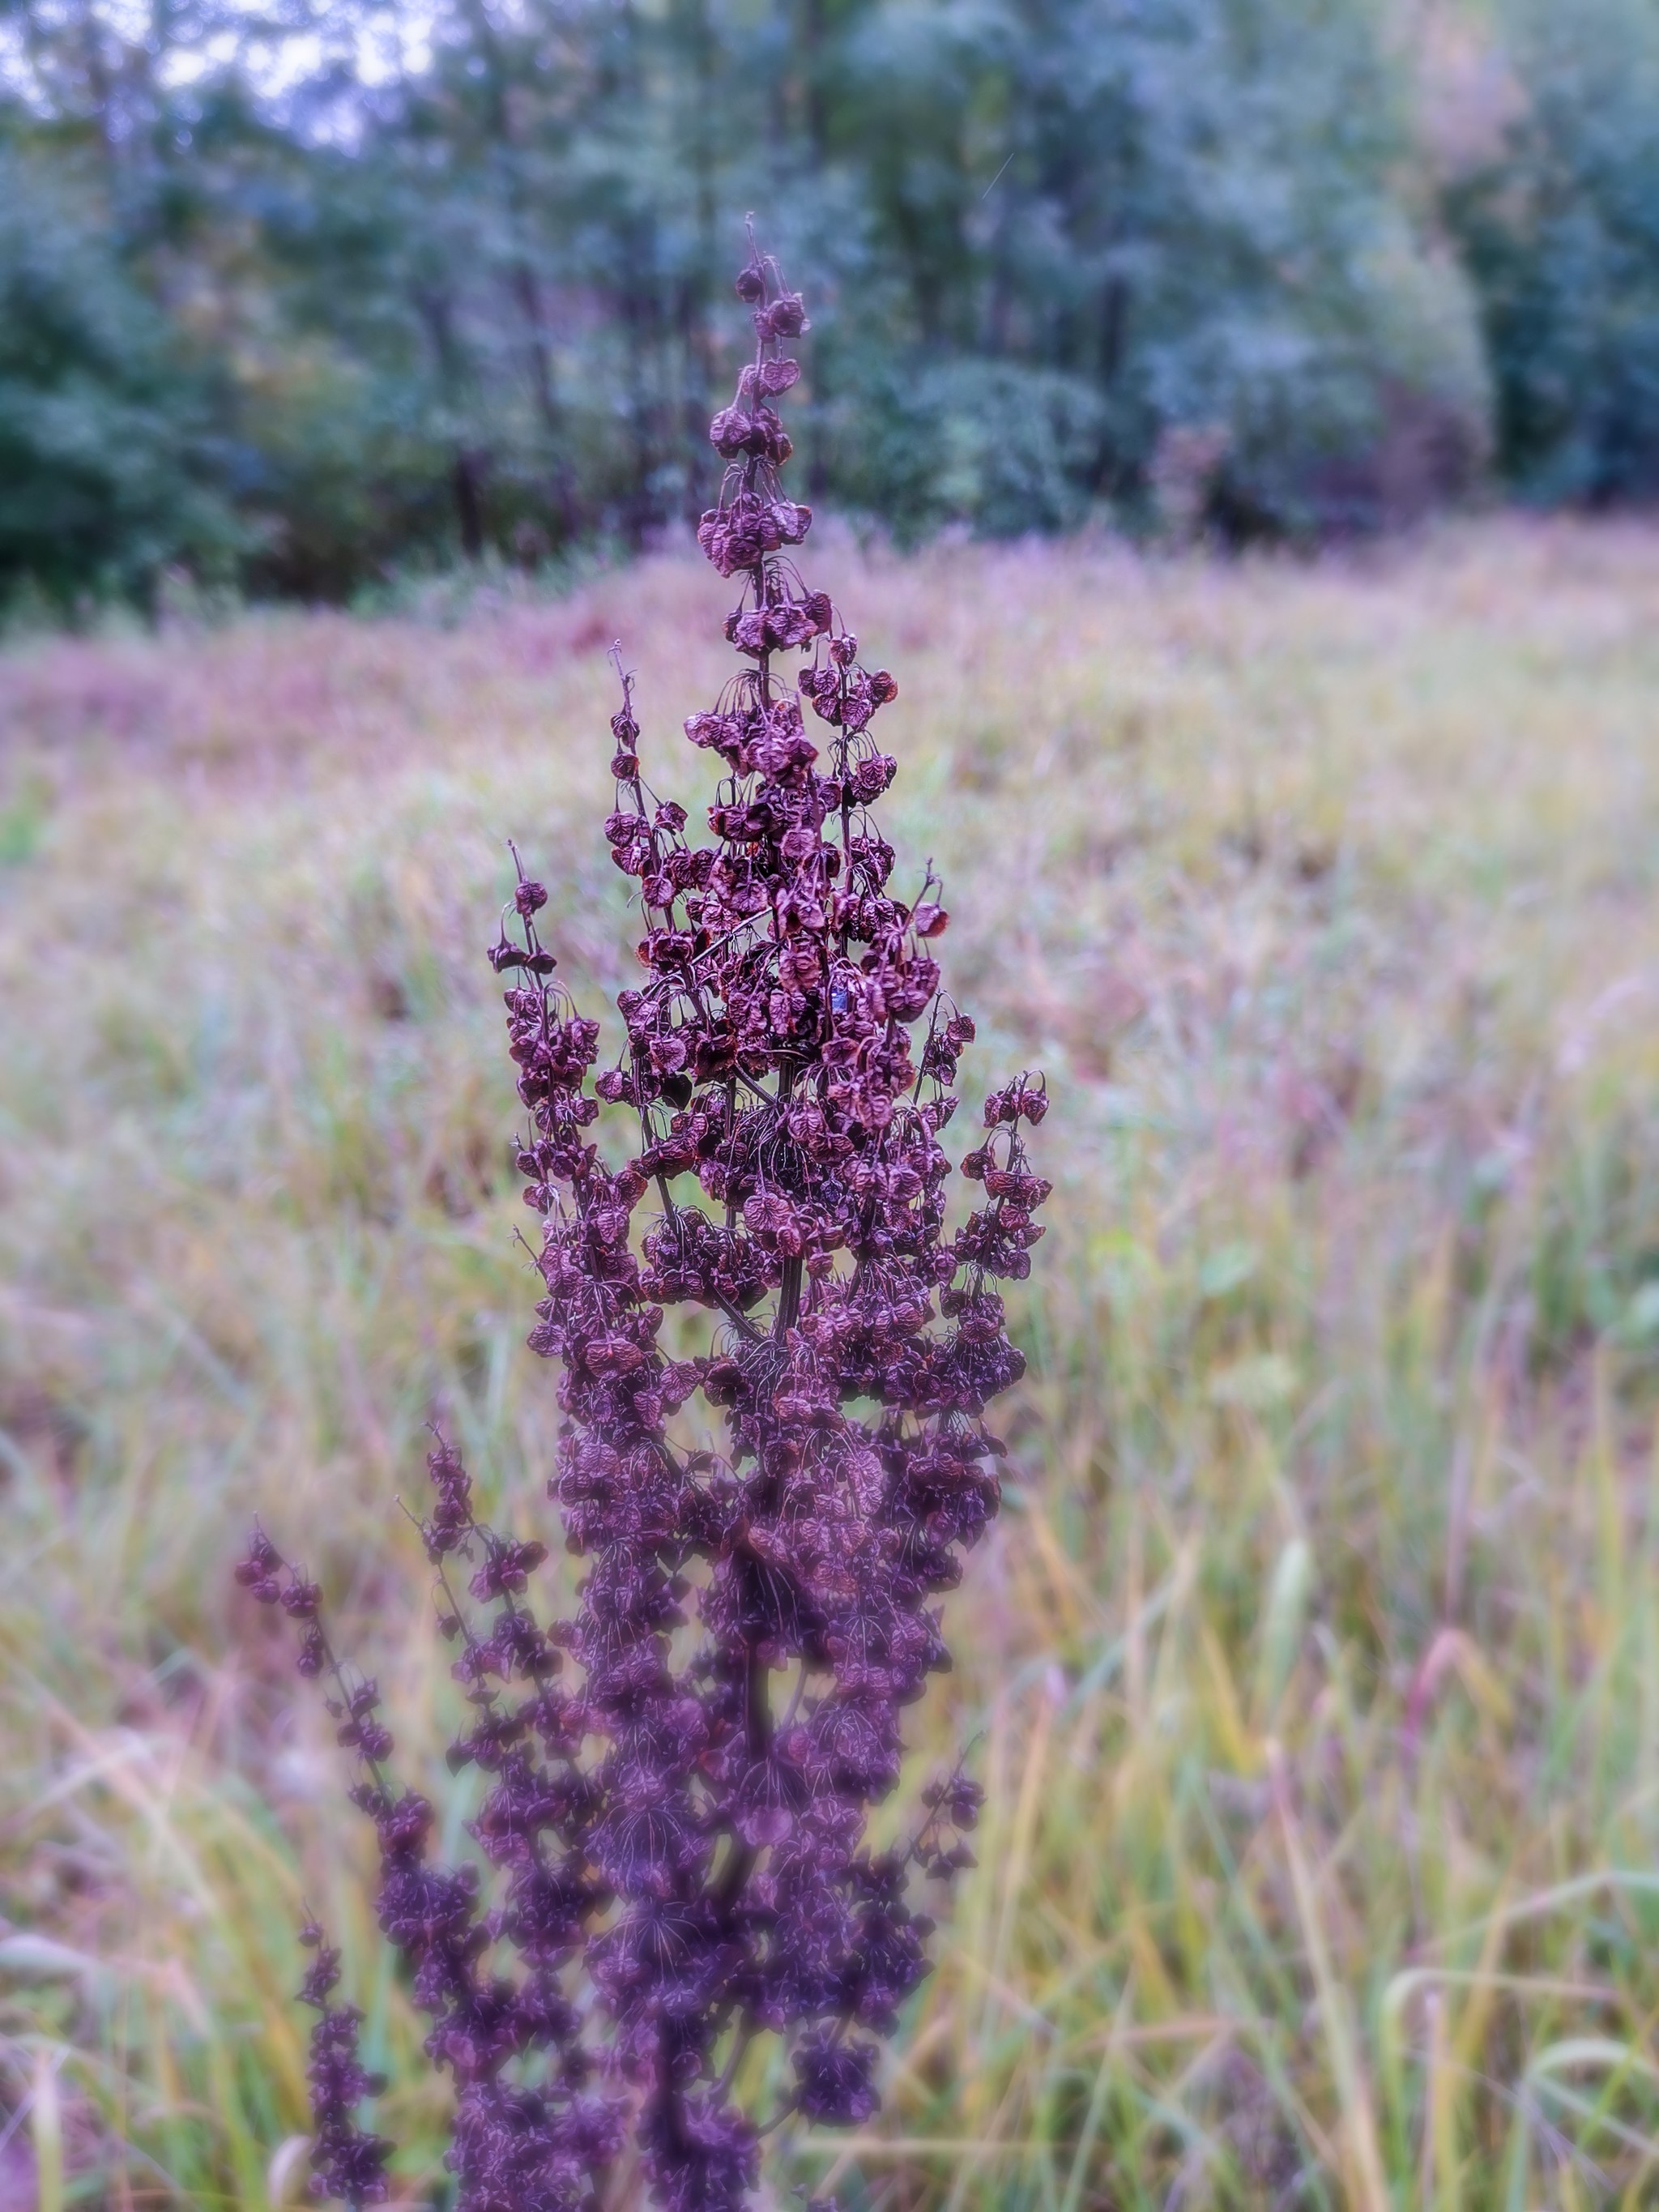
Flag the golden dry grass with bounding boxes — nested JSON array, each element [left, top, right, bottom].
[[2, 516, 1659, 2210]]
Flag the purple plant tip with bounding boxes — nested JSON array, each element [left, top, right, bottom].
[[246, 232, 1050, 2212]]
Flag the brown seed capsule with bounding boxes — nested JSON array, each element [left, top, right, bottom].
[[764, 293, 808, 338]]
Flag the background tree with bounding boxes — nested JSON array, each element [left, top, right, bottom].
[[1447, 0, 1659, 506], [0, 150, 239, 609], [0, 0, 1648, 611]]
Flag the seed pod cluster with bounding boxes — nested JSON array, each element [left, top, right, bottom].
[[245, 232, 1048, 2212]]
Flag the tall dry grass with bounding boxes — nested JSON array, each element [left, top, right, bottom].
[[2, 519, 1659, 2210]]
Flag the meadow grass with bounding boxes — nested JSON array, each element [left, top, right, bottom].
[[2, 518, 1659, 2210]]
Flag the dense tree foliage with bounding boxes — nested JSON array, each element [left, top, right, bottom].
[[1447, 0, 1659, 506], [0, 152, 239, 604], [0, 0, 1648, 608]]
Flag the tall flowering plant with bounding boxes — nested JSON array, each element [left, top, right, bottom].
[[240, 232, 1049, 2212]]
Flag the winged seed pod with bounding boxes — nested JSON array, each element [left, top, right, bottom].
[[240, 229, 1049, 2212]]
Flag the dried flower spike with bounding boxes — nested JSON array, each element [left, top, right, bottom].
[[246, 229, 1048, 2212]]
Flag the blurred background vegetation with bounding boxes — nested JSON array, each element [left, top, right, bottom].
[[1, 0, 1657, 614], [3, 524, 1659, 2206]]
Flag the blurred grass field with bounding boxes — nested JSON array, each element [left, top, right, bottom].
[[2, 518, 1659, 2210]]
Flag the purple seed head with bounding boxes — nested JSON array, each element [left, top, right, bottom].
[[243, 233, 1049, 2212]]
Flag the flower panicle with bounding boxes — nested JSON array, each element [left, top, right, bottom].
[[237, 1447, 621, 2211], [293, 1917, 394, 2209], [245, 231, 1048, 2212]]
